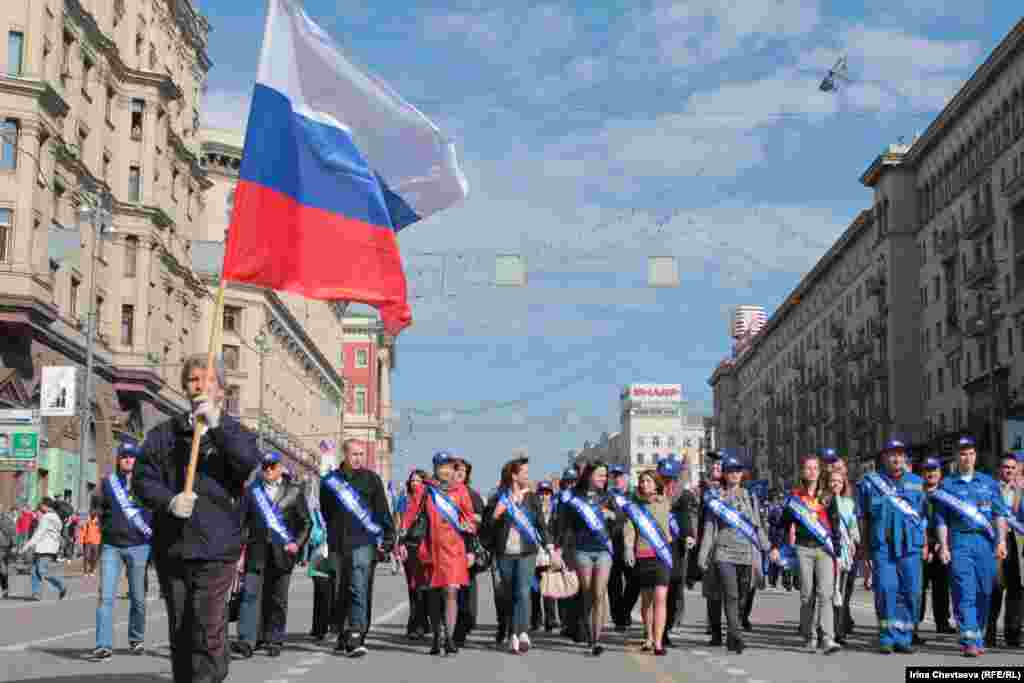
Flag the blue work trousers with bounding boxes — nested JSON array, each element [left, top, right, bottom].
[[871, 546, 921, 648], [950, 532, 997, 648]]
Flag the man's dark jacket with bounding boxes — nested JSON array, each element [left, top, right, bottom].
[[241, 474, 312, 573], [319, 467, 395, 556], [98, 471, 153, 548], [135, 413, 260, 562]]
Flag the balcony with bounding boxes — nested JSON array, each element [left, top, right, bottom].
[[866, 275, 885, 297], [810, 373, 828, 390], [1003, 172, 1024, 208], [870, 318, 888, 339], [964, 313, 999, 338], [962, 207, 995, 239], [938, 231, 960, 264], [963, 258, 997, 289], [871, 404, 891, 423], [849, 339, 873, 359], [869, 360, 889, 380]]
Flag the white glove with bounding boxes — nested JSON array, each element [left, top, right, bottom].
[[192, 396, 221, 430], [685, 536, 696, 550], [168, 492, 198, 519], [624, 546, 635, 568]]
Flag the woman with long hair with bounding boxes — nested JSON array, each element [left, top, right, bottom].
[[452, 458, 485, 646], [483, 457, 551, 654], [397, 454, 476, 656], [697, 454, 768, 654], [770, 453, 841, 655], [828, 466, 859, 645], [554, 460, 620, 656], [623, 470, 673, 655], [397, 469, 430, 640], [531, 481, 559, 633]]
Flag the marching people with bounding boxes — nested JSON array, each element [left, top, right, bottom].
[[397, 451, 477, 656], [697, 450, 724, 638], [452, 457, 485, 647], [621, 469, 674, 655], [483, 456, 552, 654], [531, 481, 559, 633], [21, 497, 68, 601], [665, 459, 699, 642], [934, 436, 1008, 657], [987, 452, 1023, 648], [0, 506, 16, 598], [89, 442, 154, 662], [698, 453, 769, 654], [829, 462, 859, 646], [856, 437, 927, 655], [79, 509, 102, 577], [772, 452, 841, 655], [919, 456, 954, 639], [554, 467, 585, 642], [135, 354, 261, 683], [232, 452, 311, 659], [607, 464, 631, 632], [320, 438, 395, 657]]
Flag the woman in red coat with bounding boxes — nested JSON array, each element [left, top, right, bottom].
[[397, 451, 476, 656]]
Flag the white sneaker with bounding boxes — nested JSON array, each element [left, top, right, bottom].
[[519, 632, 531, 653], [509, 634, 520, 654]]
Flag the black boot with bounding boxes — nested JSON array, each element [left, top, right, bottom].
[[709, 626, 723, 647], [430, 624, 442, 656], [727, 634, 745, 654], [443, 621, 458, 655]]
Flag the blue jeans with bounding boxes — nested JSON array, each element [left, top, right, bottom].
[[31, 554, 66, 598], [96, 544, 151, 649], [337, 545, 374, 631], [497, 555, 536, 634], [575, 550, 612, 571]]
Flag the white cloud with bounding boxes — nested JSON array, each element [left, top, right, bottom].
[[201, 89, 253, 131], [420, 4, 577, 63]]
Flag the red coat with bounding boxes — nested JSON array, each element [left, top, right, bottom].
[[402, 481, 476, 589]]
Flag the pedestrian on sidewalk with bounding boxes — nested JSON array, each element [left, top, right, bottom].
[[21, 498, 68, 601], [134, 354, 260, 683], [89, 441, 155, 662], [0, 506, 15, 598], [79, 510, 102, 576]]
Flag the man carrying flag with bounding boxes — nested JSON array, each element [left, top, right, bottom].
[[221, 0, 469, 334]]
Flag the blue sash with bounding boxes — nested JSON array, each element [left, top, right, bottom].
[[500, 493, 542, 547], [427, 485, 472, 534], [704, 492, 761, 551], [249, 481, 294, 546], [1007, 515, 1024, 537], [864, 473, 925, 528], [565, 494, 613, 553], [323, 473, 383, 537], [784, 495, 836, 558], [836, 510, 855, 571], [669, 516, 680, 540], [773, 544, 798, 569], [930, 489, 996, 542], [620, 497, 673, 569], [107, 474, 152, 539]]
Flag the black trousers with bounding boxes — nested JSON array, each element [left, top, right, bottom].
[[920, 556, 951, 630], [312, 575, 335, 636], [455, 574, 478, 638], [609, 557, 627, 626], [0, 552, 9, 593], [241, 564, 292, 645], [666, 547, 691, 630], [158, 558, 236, 683], [989, 535, 1022, 643], [709, 562, 749, 640], [742, 585, 756, 624]]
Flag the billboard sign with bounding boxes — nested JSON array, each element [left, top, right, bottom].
[[40, 366, 77, 417], [0, 410, 39, 472], [625, 384, 683, 405]]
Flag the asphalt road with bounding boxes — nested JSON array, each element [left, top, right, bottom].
[[2, 563, 1023, 683]]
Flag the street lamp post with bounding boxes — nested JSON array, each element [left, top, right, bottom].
[[77, 189, 113, 513], [254, 328, 270, 452]]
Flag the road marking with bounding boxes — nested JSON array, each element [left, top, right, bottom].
[[0, 608, 168, 652], [0, 592, 100, 609], [692, 649, 711, 656], [725, 668, 747, 676], [285, 668, 309, 675]]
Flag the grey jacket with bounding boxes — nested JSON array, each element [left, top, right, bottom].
[[697, 487, 768, 596]]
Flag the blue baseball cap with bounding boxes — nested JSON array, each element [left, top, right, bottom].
[[722, 455, 747, 472], [262, 451, 282, 467], [537, 481, 553, 492], [609, 465, 626, 476], [882, 438, 906, 452], [958, 436, 976, 450], [819, 447, 838, 464], [922, 456, 942, 470], [561, 468, 578, 481], [118, 441, 142, 458], [657, 459, 680, 478], [432, 450, 454, 467], [1013, 451, 1024, 464]]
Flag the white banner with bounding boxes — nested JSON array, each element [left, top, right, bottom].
[[40, 366, 77, 417]]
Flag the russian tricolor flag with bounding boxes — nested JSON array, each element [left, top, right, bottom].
[[223, 0, 469, 334]]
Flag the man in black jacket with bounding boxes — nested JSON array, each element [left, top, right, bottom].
[[320, 439, 394, 658], [232, 452, 311, 658], [89, 441, 154, 661], [135, 355, 260, 683]]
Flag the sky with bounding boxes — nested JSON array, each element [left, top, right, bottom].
[[198, 0, 1021, 485]]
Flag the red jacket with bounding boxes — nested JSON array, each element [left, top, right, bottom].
[[16, 510, 34, 535], [402, 480, 476, 589]]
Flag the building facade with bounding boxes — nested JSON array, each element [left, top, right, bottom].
[[709, 17, 1024, 482], [0, 0, 211, 508]]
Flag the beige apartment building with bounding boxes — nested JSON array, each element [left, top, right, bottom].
[[709, 16, 1024, 484], [0, 1, 395, 508]]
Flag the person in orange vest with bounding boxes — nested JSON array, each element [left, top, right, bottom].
[[79, 510, 102, 576]]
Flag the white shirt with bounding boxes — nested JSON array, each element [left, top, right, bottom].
[[24, 511, 63, 555]]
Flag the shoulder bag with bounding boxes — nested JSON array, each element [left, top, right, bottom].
[[540, 565, 579, 599]]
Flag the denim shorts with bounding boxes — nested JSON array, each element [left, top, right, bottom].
[[575, 550, 613, 570]]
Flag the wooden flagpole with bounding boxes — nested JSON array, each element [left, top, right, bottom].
[[184, 278, 228, 495]]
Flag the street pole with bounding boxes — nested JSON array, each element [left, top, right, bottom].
[[76, 190, 111, 513], [989, 290, 998, 473], [255, 328, 269, 452]]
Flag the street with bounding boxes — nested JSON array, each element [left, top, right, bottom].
[[2, 566, 1023, 683]]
